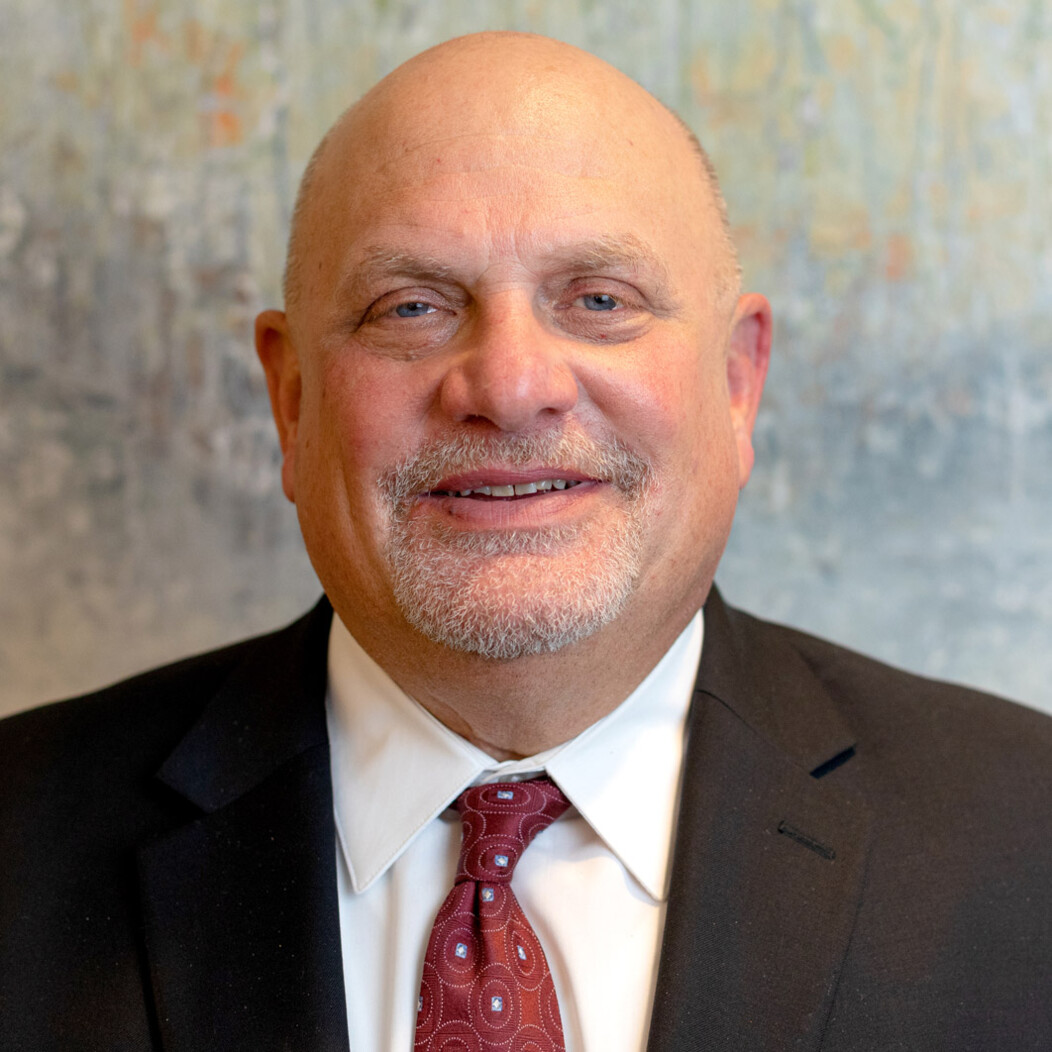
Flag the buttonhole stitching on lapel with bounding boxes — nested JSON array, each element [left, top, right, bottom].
[[810, 746, 856, 780], [777, 820, 836, 861]]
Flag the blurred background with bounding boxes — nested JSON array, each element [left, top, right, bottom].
[[1, 0, 1050, 718]]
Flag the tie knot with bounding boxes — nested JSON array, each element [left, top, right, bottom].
[[454, 778, 570, 884]]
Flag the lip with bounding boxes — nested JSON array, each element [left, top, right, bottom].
[[414, 477, 605, 528], [427, 467, 599, 494]]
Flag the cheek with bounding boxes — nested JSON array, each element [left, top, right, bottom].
[[586, 349, 732, 472], [318, 353, 431, 474], [607, 353, 740, 549]]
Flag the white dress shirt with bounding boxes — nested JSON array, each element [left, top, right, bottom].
[[325, 611, 703, 1051]]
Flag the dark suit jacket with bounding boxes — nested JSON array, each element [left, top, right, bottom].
[[2, 589, 1051, 1050]]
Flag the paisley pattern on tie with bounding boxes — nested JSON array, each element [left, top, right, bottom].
[[415, 778, 571, 1052]]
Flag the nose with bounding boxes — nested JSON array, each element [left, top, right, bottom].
[[437, 298, 579, 432]]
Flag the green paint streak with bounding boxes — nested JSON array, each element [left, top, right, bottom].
[[854, 0, 900, 41]]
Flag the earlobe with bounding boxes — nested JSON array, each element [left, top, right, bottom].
[[726, 292, 772, 488], [254, 309, 302, 503]]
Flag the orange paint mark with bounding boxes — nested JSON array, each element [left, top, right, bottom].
[[213, 42, 244, 97], [124, 0, 170, 66], [885, 233, 913, 281], [209, 111, 243, 148], [52, 71, 79, 93], [203, 41, 247, 147], [184, 19, 205, 63]]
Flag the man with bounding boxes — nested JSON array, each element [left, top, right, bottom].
[[1, 31, 1050, 1052]]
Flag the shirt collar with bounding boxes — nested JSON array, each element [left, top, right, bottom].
[[326, 612, 702, 901]]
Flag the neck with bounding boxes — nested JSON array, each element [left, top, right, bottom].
[[344, 601, 698, 760]]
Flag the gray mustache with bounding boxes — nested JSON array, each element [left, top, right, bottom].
[[379, 430, 654, 508]]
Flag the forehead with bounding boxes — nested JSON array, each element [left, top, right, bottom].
[[308, 120, 712, 297]]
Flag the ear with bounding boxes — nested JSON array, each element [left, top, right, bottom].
[[255, 309, 302, 503], [725, 292, 772, 489]]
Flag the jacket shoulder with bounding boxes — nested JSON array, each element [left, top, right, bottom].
[[715, 601, 1052, 1044], [732, 604, 1052, 917], [0, 601, 331, 800], [0, 600, 334, 1049], [755, 610, 1052, 763]]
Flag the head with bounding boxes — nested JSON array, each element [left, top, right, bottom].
[[257, 32, 770, 668]]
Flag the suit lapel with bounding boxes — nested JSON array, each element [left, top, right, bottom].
[[134, 587, 869, 1050], [648, 590, 873, 1051], [137, 600, 350, 1052]]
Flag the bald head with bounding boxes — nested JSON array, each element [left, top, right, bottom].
[[255, 28, 772, 703], [282, 32, 739, 316]]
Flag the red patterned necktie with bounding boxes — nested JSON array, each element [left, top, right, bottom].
[[414, 777, 571, 1051]]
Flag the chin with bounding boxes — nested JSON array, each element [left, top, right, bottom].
[[387, 524, 644, 661], [404, 580, 632, 660]]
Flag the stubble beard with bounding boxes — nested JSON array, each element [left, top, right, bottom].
[[379, 430, 654, 660]]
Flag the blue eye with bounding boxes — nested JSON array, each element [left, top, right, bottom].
[[395, 301, 434, 318], [581, 293, 618, 311]]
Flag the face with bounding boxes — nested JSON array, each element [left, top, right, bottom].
[[258, 45, 770, 663]]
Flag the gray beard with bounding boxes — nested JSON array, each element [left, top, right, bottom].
[[378, 430, 653, 660]]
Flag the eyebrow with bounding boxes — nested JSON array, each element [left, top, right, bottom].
[[335, 233, 678, 310], [349, 247, 462, 286], [542, 234, 672, 288]]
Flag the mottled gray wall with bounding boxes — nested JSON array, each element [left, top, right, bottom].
[[2, 0, 1050, 717]]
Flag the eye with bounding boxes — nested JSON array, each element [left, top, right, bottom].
[[394, 301, 436, 318], [579, 293, 619, 311]]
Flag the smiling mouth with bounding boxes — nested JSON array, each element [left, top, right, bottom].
[[429, 478, 590, 499]]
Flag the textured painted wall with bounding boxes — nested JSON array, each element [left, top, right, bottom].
[[2, 0, 1050, 716]]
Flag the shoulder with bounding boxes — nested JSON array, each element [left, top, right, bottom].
[[705, 592, 1052, 855], [711, 600, 1052, 1039], [724, 603, 1052, 899], [0, 601, 333, 1047], [751, 608, 1052, 777], [0, 600, 331, 802], [707, 592, 1052, 767], [3, 626, 272, 757]]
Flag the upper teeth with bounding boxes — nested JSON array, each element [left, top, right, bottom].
[[440, 479, 581, 497]]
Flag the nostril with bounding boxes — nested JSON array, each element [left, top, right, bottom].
[[438, 353, 579, 432]]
